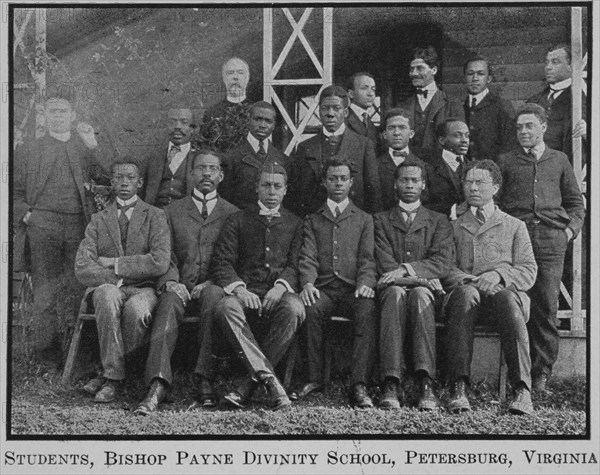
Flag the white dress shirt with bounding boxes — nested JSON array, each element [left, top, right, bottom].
[[192, 190, 218, 217], [322, 123, 346, 137], [442, 149, 464, 173], [327, 197, 349, 217], [389, 147, 410, 167], [168, 141, 191, 174], [468, 87, 489, 108], [418, 82, 438, 110], [247, 132, 270, 154]]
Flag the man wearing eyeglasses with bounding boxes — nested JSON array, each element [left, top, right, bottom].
[[137, 149, 239, 414]]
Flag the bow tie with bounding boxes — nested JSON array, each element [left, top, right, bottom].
[[259, 208, 281, 218], [117, 202, 136, 213], [392, 150, 408, 158], [416, 89, 429, 98]]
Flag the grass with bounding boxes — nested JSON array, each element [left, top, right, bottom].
[[9, 356, 587, 437]]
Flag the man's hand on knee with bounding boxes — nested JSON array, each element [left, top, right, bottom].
[[355, 285, 375, 299], [300, 283, 320, 306], [262, 283, 286, 316], [165, 281, 190, 305], [233, 287, 263, 315]]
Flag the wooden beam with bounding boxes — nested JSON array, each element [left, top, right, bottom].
[[263, 8, 273, 102]]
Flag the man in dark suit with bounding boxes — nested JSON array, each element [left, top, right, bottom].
[[298, 157, 378, 408], [497, 104, 584, 394], [200, 57, 253, 153], [462, 56, 517, 161], [377, 108, 428, 211], [445, 160, 537, 415], [134, 149, 238, 414], [424, 118, 471, 218], [287, 85, 382, 217], [398, 46, 464, 151], [346, 72, 380, 149], [375, 160, 453, 411], [143, 107, 197, 208], [74, 161, 170, 404], [210, 164, 304, 410], [526, 44, 586, 161], [220, 101, 289, 209], [14, 96, 111, 366]]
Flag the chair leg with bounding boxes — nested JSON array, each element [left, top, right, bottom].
[[61, 318, 85, 386], [283, 337, 298, 390], [499, 346, 508, 402]]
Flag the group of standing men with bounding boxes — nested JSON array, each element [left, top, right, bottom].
[[14, 43, 585, 417]]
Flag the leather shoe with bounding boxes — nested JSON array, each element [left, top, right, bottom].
[[448, 379, 471, 413], [223, 377, 258, 409], [417, 375, 440, 411], [83, 376, 105, 396], [509, 385, 534, 415], [94, 379, 120, 403], [299, 381, 324, 398], [197, 377, 217, 408], [351, 383, 374, 409], [134, 379, 167, 416], [379, 378, 401, 410], [532, 373, 551, 395], [263, 375, 292, 410]]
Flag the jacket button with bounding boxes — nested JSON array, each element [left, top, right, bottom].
[[265, 263, 270, 269], [266, 247, 270, 251]]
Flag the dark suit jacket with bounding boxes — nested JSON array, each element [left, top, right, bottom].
[[299, 201, 377, 290], [74, 198, 170, 289], [142, 145, 196, 206], [210, 204, 303, 297], [398, 88, 465, 150], [287, 128, 382, 217], [13, 134, 111, 271], [157, 195, 239, 291], [497, 146, 585, 236], [464, 92, 517, 161], [346, 108, 380, 147], [377, 150, 428, 212], [374, 205, 454, 279], [422, 150, 469, 217], [526, 86, 582, 160], [221, 139, 290, 210]]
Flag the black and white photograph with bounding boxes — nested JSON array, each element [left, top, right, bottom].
[[1, 1, 598, 474]]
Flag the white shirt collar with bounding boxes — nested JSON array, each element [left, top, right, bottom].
[[192, 190, 218, 216], [389, 147, 410, 166], [469, 87, 489, 104], [226, 94, 247, 104], [116, 195, 138, 207], [258, 200, 280, 214], [523, 142, 546, 159], [322, 123, 346, 137], [470, 201, 496, 220], [398, 199, 421, 212], [168, 141, 191, 154], [350, 103, 368, 119], [442, 148, 464, 171], [423, 82, 438, 93], [246, 132, 270, 154], [49, 130, 71, 142], [327, 198, 349, 216], [550, 78, 572, 91], [193, 190, 217, 201]]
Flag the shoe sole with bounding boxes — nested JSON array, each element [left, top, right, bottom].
[[223, 395, 247, 409], [379, 400, 401, 410]]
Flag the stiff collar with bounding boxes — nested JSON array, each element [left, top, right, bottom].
[[116, 195, 138, 207], [522, 142, 546, 159], [350, 103, 369, 119], [398, 199, 421, 212], [49, 130, 71, 142], [226, 94, 247, 104], [247, 132, 270, 154], [469, 87, 489, 104], [258, 200, 281, 215], [322, 123, 346, 137], [470, 201, 496, 221], [192, 190, 217, 201], [327, 198, 349, 216], [550, 78, 572, 91], [168, 141, 191, 155]]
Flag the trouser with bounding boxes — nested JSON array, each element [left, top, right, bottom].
[[93, 284, 157, 381], [214, 293, 305, 379], [445, 285, 532, 389], [27, 210, 86, 353], [305, 281, 377, 386], [526, 223, 568, 378], [379, 285, 437, 381]]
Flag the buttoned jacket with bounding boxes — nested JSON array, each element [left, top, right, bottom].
[[377, 150, 427, 212]]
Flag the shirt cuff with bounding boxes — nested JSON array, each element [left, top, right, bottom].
[[402, 264, 416, 277], [114, 257, 119, 276], [274, 279, 294, 293], [224, 281, 246, 295], [116, 278, 123, 288]]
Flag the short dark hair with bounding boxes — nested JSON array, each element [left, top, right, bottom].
[[435, 117, 467, 138], [516, 103, 547, 124], [462, 159, 502, 189], [412, 46, 439, 69], [463, 55, 493, 77], [394, 158, 427, 182], [319, 85, 349, 108], [382, 107, 413, 129], [112, 159, 141, 175], [257, 162, 288, 184], [322, 157, 352, 180], [250, 101, 276, 115], [167, 107, 198, 127], [346, 72, 375, 91], [548, 43, 571, 64], [192, 148, 224, 168]]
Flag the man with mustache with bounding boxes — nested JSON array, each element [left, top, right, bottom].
[[143, 107, 197, 207], [134, 150, 238, 414]]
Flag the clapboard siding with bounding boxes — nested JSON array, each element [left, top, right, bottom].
[[442, 26, 568, 49]]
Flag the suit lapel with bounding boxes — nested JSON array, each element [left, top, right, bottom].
[[409, 207, 430, 233], [126, 200, 148, 252], [102, 204, 123, 255], [424, 90, 445, 117], [305, 135, 323, 162], [31, 135, 66, 205], [185, 150, 195, 195], [186, 195, 203, 224], [65, 137, 88, 206], [390, 206, 409, 232], [204, 197, 227, 226], [459, 210, 480, 236], [433, 152, 461, 193], [348, 110, 367, 136], [240, 140, 264, 169]]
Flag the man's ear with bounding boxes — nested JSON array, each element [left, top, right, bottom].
[[431, 66, 438, 76]]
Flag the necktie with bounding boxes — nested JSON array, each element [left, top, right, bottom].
[[392, 150, 408, 158], [399, 207, 416, 226], [527, 148, 537, 160], [470, 96, 477, 109], [475, 208, 486, 224], [416, 88, 428, 99], [362, 112, 368, 125], [326, 135, 340, 156], [117, 202, 135, 251], [334, 205, 341, 218], [167, 144, 181, 164], [193, 193, 217, 220], [548, 89, 557, 105], [455, 155, 464, 176], [258, 140, 266, 159]]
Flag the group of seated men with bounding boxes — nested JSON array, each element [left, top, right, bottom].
[[14, 44, 585, 418]]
